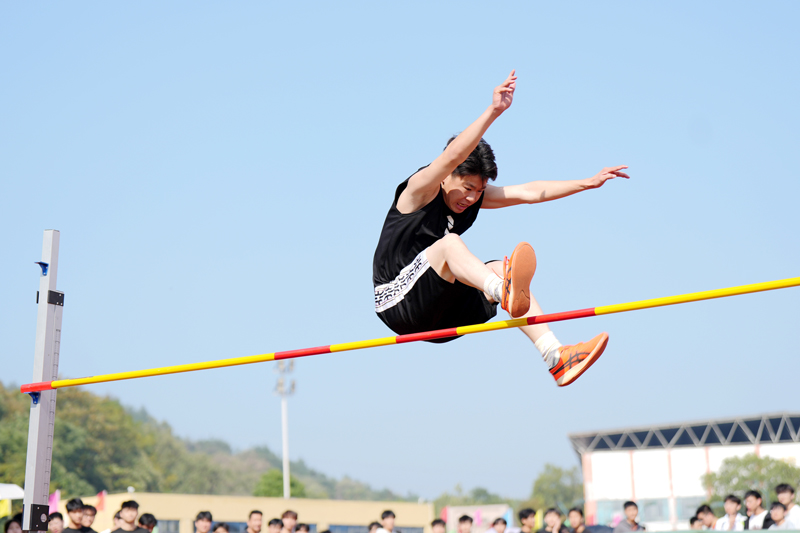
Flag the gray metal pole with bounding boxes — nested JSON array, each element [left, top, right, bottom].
[[22, 230, 64, 532], [274, 362, 295, 499], [281, 395, 290, 499]]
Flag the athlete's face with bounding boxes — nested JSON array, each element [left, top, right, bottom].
[[442, 174, 487, 213]]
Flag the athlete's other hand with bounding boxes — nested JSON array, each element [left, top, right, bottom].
[[491, 70, 517, 114], [583, 165, 630, 189]]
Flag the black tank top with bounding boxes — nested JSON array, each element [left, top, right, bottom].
[[373, 167, 484, 286]]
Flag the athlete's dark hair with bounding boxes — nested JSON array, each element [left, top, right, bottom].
[[745, 490, 763, 501], [623, 501, 638, 510], [445, 136, 497, 182], [776, 484, 795, 495], [66, 499, 85, 512], [282, 511, 297, 520], [492, 518, 507, 526], [121, 501, 139, 510], [458, 515, 473, 524], [725, 494, 741, 505], [689, 517, 700, 527], [196, 512, 213, 522], [83, 505, 97, 515], [568, 508, 584, 517], [268, 519, 283, 528], [214, 524, 230, 533], [431, 520, 446, 528], [771, 502, 787, 511], [114, 511, 122, 520], [544, 509, 560, 517], [139, 514, 158, 528], [518, 508, 536, 521], [250, 511, 263, 519], [297, 525, 310, 533], [381, 511, 396, 520], [49, 513, 63, 522], [696, 505, 714, 516]]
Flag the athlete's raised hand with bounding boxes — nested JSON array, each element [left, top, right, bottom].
[[583, 165, 631, 189], [491, 70, 517, 114]]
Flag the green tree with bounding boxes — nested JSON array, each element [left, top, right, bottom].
[[520, 464, 583, 513], [254, 469, 307, 498], [0, 380, 416, 501], [702, 454, 800, 504]]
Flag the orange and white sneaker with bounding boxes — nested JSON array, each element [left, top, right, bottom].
[[500, 242, 537, 318], [550, 332, 609, 387]]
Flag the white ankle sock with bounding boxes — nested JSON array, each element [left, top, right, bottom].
[[483, 273, 503, 303], [534, 331, 563, 369]]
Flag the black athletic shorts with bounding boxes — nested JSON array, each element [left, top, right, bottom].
[[374, 250, 498, 343]]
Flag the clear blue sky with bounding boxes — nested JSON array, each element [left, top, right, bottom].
[[2, 2, 798, 500]]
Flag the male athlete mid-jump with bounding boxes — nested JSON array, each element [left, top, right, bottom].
[[372, 70, 629, 386]]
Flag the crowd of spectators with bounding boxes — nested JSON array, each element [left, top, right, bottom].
[[688, 484, 800, 531], [3, 485, 799, 533], [517, 483, 800, 532], [2, 499, 156, 533]]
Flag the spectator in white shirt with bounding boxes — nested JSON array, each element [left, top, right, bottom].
[[715, 495, 746, 531], [776, 484, 800, 528], [768, 503, 792, 530], [744, 490, 774, 530]]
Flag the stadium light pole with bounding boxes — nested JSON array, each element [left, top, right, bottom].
[[274, 361, 295, 499]]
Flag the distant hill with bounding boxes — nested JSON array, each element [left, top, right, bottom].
[[0, 381, 413, 501]]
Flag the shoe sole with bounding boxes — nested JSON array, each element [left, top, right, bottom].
[[507, 242, 536, 318], [558, 333, 609, 387]]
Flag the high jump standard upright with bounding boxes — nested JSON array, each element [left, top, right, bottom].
[[21, 230, 64, 532]]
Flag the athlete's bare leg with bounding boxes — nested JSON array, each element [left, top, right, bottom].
[[425, 233, 497, 290], [430, 239, 604, 385], [487, 260, 608, 387]]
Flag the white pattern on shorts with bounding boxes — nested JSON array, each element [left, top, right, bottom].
[[374, 250, 431, 313]]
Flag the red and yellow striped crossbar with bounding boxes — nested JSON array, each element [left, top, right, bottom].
[[20, 276, 800, 393]]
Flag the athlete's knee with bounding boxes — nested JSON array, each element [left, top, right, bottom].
[[438, 233, 464, 250]]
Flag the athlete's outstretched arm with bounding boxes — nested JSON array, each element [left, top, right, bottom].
[[396, 71, 517, 213], [481, 165, 630, 209]]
